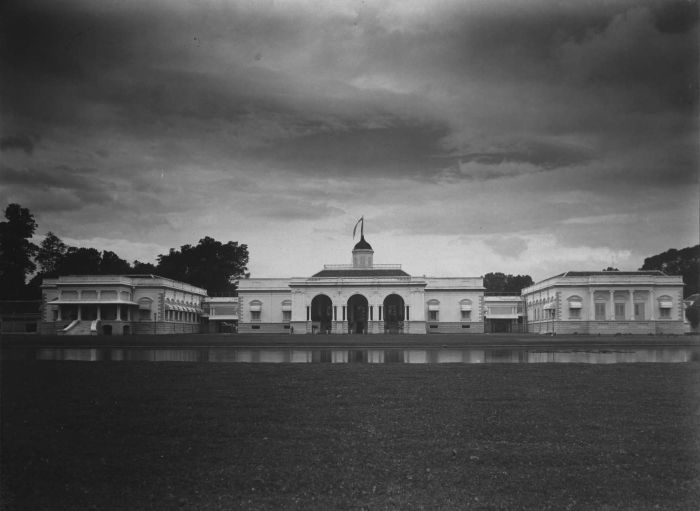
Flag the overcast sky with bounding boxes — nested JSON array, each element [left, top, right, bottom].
[[1, 0, 698, 281]]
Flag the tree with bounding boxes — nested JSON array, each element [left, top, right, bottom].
[[35, 231, 68, 277], [483, 272, 533, 294], [156, 236, 249, 293], [602, 267, 620, 271], [100, 250, 132, 274], [55, 247, 103, 275], [132, 260, 158, 274], [640, 245, 700, 297], [0, 204, 38, 298]]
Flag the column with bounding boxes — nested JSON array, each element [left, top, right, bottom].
[[57, 306, 62, 321], [609, 290, 614, 320], [590, 289, 596, 321], [649, 289, 656, 320], [97, 306, 101, 320], [116, 304, 121, 321], [628, 289, 634, 320], [77, 306, 82, 320]]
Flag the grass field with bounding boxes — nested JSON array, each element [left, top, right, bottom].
[[2, 360, 699, 510]]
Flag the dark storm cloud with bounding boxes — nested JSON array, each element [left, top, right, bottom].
[[0, 0, 697, 274], [0, 135, 35, 154], [248, 122, 449, 178], [0, 164, 114, 210]]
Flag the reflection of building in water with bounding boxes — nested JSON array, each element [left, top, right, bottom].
[[238, 232, 485, 334], [522, 271, 685, 335]]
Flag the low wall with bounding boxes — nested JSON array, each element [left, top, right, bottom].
[[527, 320, 685, 335], [239, 322, 292, 334], [426, 322, 485, 334]]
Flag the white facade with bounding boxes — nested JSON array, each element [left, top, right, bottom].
[[41, 275, 207, 335], [237, 236, 485, 334], [522, 271, 685, 335]]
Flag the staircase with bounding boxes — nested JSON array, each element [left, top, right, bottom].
[[59, 320, 94, 336]]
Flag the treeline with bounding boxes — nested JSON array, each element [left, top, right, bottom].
[[0, 204, 249, 299], [639, 245, 699, 298], [483, 273, 533, 294]]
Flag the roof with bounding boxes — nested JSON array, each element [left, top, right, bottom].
[[353, 235, 373, 250], [559, 271, 667, 277], [311, 268, 409, 278]]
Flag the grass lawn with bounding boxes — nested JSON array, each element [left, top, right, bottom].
[[2, 361, 699, 510]]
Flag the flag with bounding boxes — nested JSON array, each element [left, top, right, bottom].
[[352, 217, 364, 239]]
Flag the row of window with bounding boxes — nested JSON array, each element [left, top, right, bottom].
[[530, 303, 672, 321], [164, 310, 198, 323]]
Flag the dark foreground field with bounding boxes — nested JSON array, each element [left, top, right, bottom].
[[2, 362, 699, 510]]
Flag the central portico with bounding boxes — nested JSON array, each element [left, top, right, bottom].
[[288, 234, 428, 334], [237, 226, 485, 334]]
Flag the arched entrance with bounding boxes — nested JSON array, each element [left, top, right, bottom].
[[347, 294, 368, 334], [383, 294, 405, 333], [311, 294, 333, 334]]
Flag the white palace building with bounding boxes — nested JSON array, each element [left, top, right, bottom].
[[37, 224, 688, 336], [237, 233, 485, 335]]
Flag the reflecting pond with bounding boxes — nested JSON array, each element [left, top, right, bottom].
[[2, 346, 699, 364]]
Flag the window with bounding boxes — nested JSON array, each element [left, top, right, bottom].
[[595, 302, 606, 320], [282, 310, 291, 322], [427, 300, 439, 322], [461, 310, 471, 321], [659, 308, 670, 319], [250, 300, 262, 322], [634, 303, 645, 320], [569, 308, 581, 319], [614, 303, 625, 320]]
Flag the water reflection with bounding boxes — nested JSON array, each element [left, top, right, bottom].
[[3, 346, 698, 364]]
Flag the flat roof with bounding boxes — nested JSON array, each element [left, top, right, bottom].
[[311, 269, 410, 278]]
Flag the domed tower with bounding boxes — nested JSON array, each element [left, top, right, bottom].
[[352, 234, 374, 268]]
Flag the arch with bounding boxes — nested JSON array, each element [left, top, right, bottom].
[[383, 294, 405, 333], [347, 294, 368, 334], [311, 294, 333, 334]]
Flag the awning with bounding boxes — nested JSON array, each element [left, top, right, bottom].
[[659, 301, 673, 308], [460, 304, 472, 311], [428, 304, 440, 311], [568, 302, 582, 309], [249, 304, 262, 311]]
